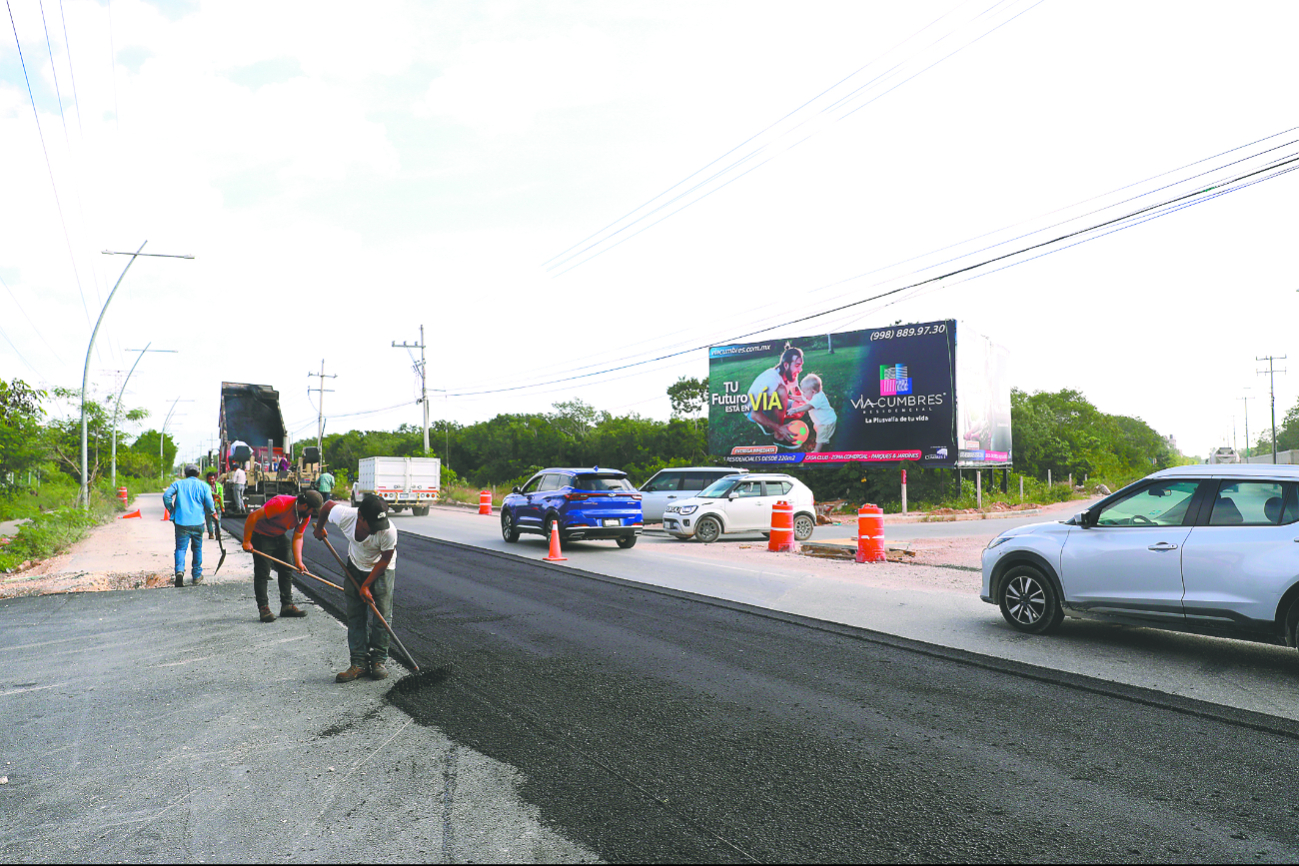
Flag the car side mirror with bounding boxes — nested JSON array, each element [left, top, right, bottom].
[[1078, 508, 1099, 528], [512, 486, 522, 494], [728, 492, 738, 500]]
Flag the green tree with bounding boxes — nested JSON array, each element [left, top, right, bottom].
[[0, 378, 47, 487], [666, 376, 709, 428]]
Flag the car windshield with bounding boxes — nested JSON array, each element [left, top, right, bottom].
[[574, 474, 633, 492], [698, 476, 745, 498]]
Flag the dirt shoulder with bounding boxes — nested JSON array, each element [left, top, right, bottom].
[[0, 493, 254, 599]]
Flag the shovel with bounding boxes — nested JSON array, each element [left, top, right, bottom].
[[212, 518, 227, 577], [320, 536, 420, 673]]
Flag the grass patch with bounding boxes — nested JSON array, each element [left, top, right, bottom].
[[0, 507, 99, 572]]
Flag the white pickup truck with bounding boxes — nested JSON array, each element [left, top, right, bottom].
[[352, 456, 441, 516]]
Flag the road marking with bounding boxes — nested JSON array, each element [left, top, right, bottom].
[[0, 682, 70, 698]]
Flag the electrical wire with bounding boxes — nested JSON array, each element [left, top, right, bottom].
[[471, 125, 1299, 396], [6, 0, 93, 329], [545, 0, 1046, 277], [56, 0, 82, 136], [445, 148, 1299, 399], [0, 272, 66, 366]]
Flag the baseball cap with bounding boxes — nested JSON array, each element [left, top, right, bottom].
[[184, 464, 200, 477], [299, 490, 324, 511], [357, 493, 391, 531]]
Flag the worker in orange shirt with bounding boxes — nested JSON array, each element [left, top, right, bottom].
[[242, 490, 324, 623]]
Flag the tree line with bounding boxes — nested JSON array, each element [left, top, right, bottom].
[[298, 378, 1184, 507]]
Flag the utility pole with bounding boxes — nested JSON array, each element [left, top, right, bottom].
[[307, 360, 336, 458], [1257, 356, 1287, 464], [80, 242, 193, 507], [110, 344, 177, 490], [393, 326, 430, 455], [159, 398, 192, 480], [1239, 392, 1253, 460]]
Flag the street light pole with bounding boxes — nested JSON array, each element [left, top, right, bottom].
[[110, 343, 177, 490], [81, 243, 194, 507], [159, 397, 192, 481]]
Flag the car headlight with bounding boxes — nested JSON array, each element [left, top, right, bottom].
[[677, 505, 698, 515], [985, 534, 1013, 550]]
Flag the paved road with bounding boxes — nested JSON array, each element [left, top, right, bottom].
[[274, 524, 1299, 863]]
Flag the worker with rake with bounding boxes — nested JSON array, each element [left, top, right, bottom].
[[312, 494, 398, 683], [242, 489, 324, 623]]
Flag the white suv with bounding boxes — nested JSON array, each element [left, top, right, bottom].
[[638, 467, 747, 522], [663, 473, 816, 543], [982, 464, 1299, 651]]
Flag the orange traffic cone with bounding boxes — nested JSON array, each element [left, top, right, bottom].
[[121, 508, 142, 519], [161, 507, 170, 521], [543, 521, 568, 562]]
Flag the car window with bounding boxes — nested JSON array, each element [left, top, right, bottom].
[[576, 474, 633, 491], [642, 472, 680, 492], [680, 475, 709, 491], [1209, 480, 1298, 526], [1096, 480, 1200, 527], [538, 474, 566, 492], [764, 480, 793, 496], [700, 477, 743, 498], [521, 476, 542, 494], [735, 481, 764, 498]]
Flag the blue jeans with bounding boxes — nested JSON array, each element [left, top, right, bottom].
[[344, 559, 394, 666], [173, 524, 204, 578]]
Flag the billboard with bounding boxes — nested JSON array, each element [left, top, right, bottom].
[[707, 320, 1010, 467]]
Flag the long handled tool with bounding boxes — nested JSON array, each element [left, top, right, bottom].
[[213, 520, 227, 577], [248, 548, 343, 591], [319, 537, 419, 673]]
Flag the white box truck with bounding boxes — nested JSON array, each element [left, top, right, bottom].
[[352, 456, 441, 516]]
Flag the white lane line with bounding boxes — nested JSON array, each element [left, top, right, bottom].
[[0, 682, 70, 698]]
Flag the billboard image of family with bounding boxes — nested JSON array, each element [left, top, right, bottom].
[[707, 320, 1011, 467]]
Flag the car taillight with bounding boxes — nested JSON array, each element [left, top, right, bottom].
[[565, 493, 590, 501]]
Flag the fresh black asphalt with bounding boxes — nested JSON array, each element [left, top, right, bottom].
[[238, 518, 1299, 863]]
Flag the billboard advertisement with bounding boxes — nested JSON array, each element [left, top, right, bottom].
[[707, 320, 1010, 467]]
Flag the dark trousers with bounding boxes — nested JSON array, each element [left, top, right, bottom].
[[251, 532, 294, 609], [344, 559, 395, 666]]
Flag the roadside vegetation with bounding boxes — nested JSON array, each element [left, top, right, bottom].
[[294, 381, 1195, 514], [0, 378, 175, 570]]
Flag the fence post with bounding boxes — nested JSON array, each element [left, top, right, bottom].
[[1019, 475, 1024, 502], [976, 470, 982, 509], [1048, 469, 1052, 487]]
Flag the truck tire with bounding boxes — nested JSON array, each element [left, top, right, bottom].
[[413, 506, 429, 517]]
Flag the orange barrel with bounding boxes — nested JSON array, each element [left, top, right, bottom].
[[117, 487, 128, 506], [768, 500, 796, 552], [855, 503, 886, 563], [478, 490, 492, 515]]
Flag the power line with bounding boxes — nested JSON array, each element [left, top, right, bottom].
[[5, 0, 93, 329], [56, 0, 82, 136], [448, 148, 1299, 398], [545, 0, 1046, 277], [37, 0, 70, 150], [0, 272, 66, 365]]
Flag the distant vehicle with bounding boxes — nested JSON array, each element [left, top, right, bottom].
[[663, 473, 816, 543], [352, 456, 441, 517], [982, 464, 1299, 654], [638, 467, 747, 522], [219, 382, 318, 514], [501, 468, 643, 550], [1208, 446, 1241, 464]]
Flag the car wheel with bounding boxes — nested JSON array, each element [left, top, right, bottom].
[[501, 511, 519, 543], [793, 513, 815, 541], [616, 535, 637, 549], [544, 514, 568, 550], [695, 516, 722, 543], [998, 565, 1064, 634]]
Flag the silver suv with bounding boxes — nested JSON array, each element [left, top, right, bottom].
[[982, 465, 1299, 651]]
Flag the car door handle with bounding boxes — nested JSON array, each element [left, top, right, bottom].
[[1148, 542, 1178, 551]]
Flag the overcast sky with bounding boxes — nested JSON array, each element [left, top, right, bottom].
[[2, 0, 1297, 467]]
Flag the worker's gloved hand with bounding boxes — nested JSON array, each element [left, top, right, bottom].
[[242, 541, 253, 552], [359, 584, 375, 606], [313, 527, 327, 540]]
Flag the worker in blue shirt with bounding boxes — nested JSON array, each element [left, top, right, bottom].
[[163, 465, 217, 588]]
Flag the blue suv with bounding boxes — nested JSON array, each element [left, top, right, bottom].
[[501, 468, 643, 550]]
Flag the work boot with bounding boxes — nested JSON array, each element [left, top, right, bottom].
[[369, 662, 388, 681], [259, 605, 275, 623], [279, 603, 307, 618], [174, 572, 184, 588], [335, 664, 368, 683], [192, 574, 204, 586]]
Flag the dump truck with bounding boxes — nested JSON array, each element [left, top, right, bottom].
[[219, 382, 321, 514], [351, 456, 441, 516]]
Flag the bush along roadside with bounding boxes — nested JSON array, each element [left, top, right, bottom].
[[0, 507, 99, 574]]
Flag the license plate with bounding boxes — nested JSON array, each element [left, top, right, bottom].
[[603, 518, 621, 527]]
